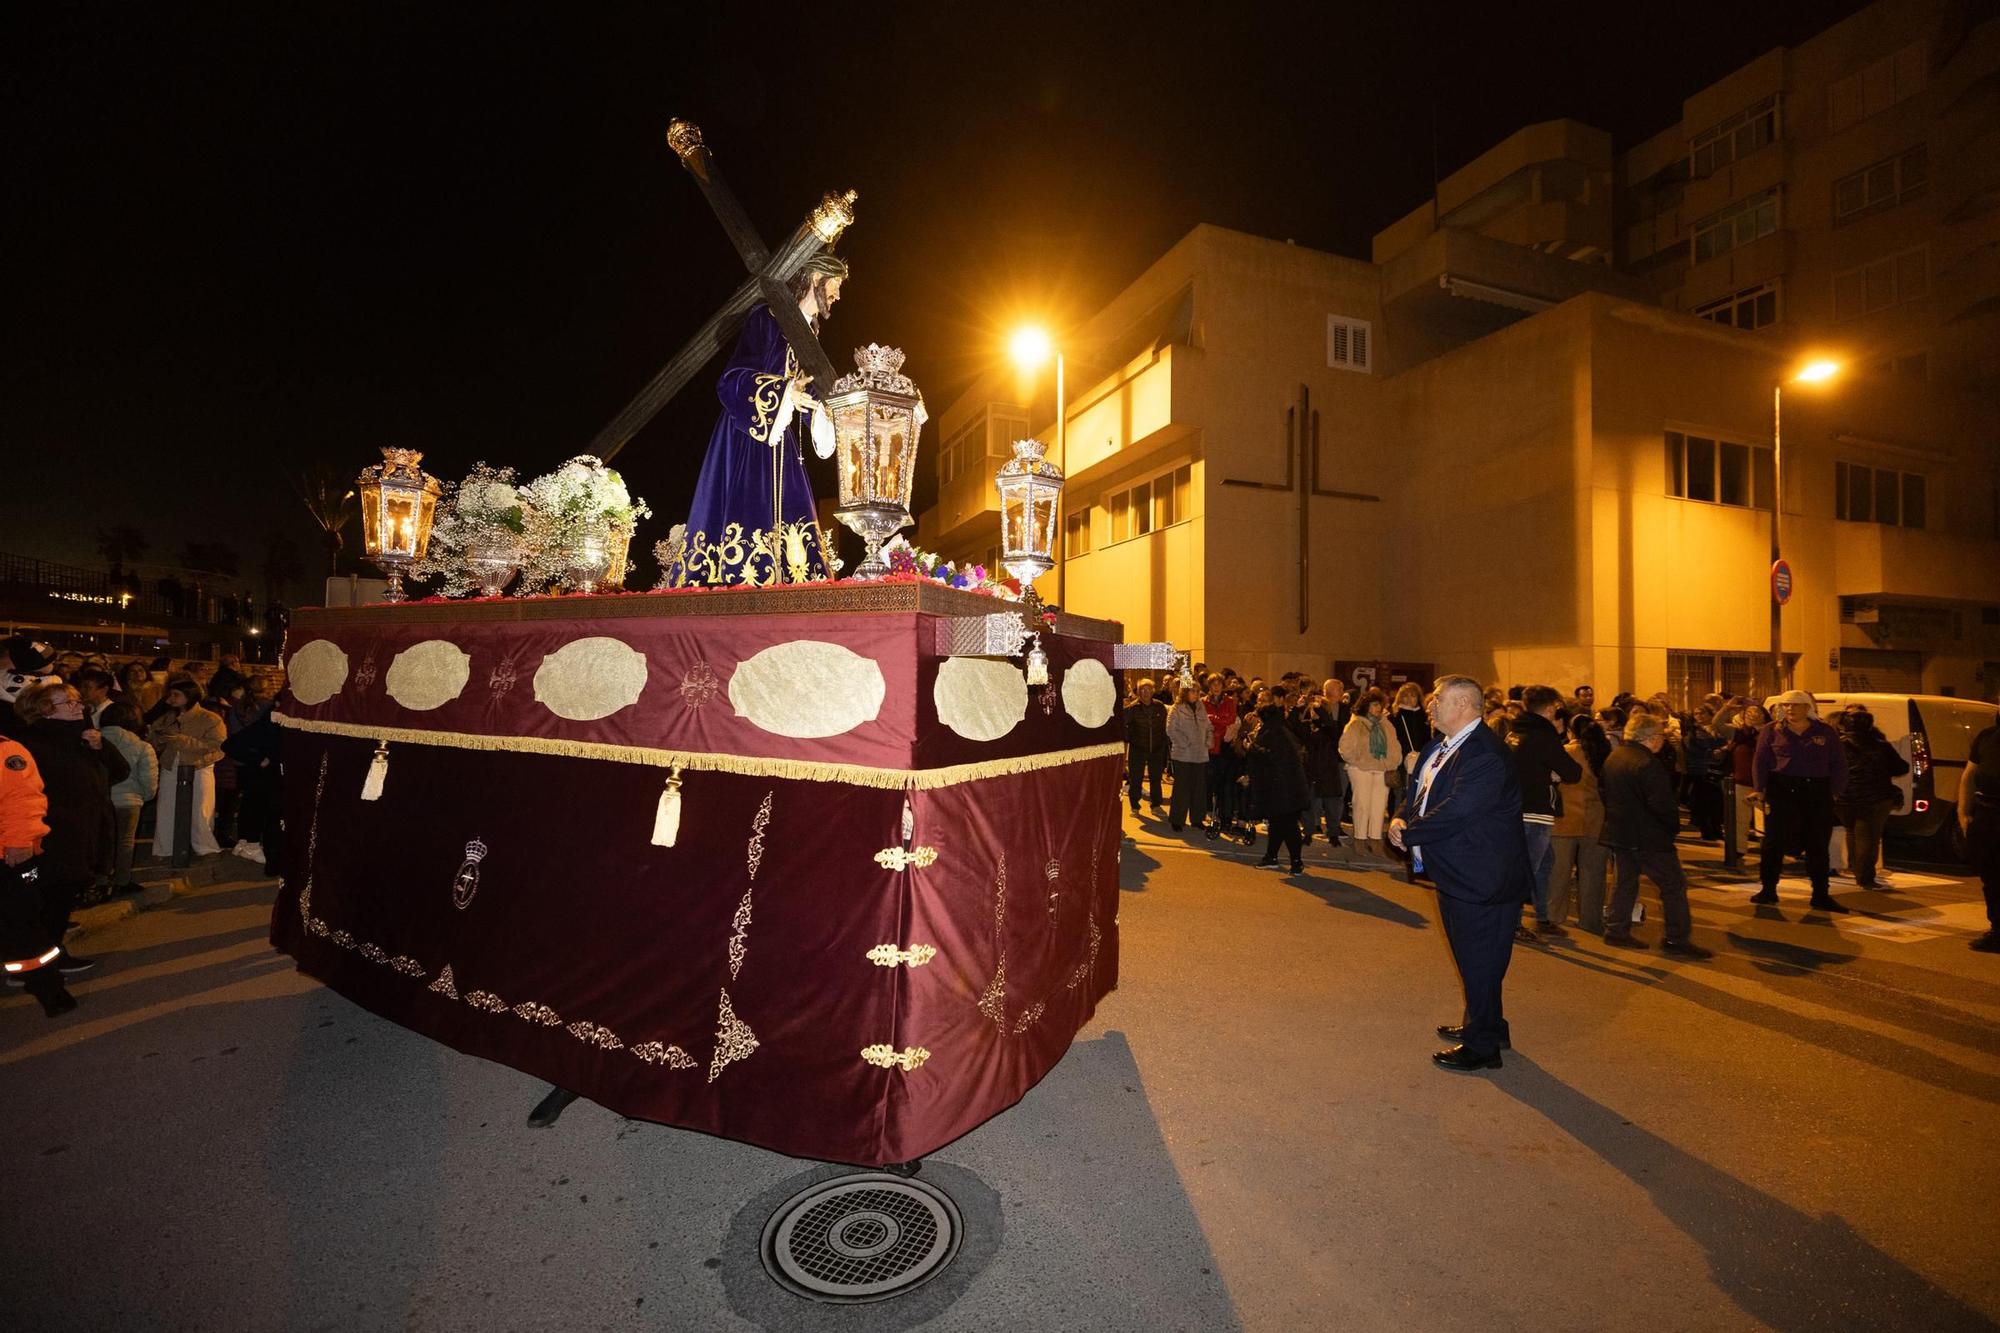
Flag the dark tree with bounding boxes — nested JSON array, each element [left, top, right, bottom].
[[261, 532, 305, 604], [291, 465, 358, 574], [95, 525, 149, 583]]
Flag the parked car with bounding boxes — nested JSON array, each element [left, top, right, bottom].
[[1810, 692, 1999, 861]]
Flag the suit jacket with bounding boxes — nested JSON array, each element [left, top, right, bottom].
[[1399, 722, 1532, 906]]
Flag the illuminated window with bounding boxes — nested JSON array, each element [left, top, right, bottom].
[[1690, 96, 1778, 179], [1832, 246, 1928, 321], [1833, 145, 1927, 225], [1835, 462, 1926, 529], [1064, 509, 1091, 558], [1326, 315, 1372, 373], [1692, 282, 1780, 330], [1105, 464, 1195, 544], [1828, 42, 1927, 133], [1691, 189, 1779, 263], [1667, 431, 1772, 510]]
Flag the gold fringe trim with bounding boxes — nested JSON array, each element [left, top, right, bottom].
[[273, 711, 1123, 791]]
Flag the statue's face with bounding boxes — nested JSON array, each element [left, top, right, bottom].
[[820, 276, 843, 314]]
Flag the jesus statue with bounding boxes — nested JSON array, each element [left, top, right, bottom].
[[671, 252, 847, 586]]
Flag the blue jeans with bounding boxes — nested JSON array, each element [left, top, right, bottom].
[[1522, 821, 1556, 924]]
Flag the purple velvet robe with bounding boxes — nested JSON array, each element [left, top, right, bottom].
[[678, 304, 831, 585]]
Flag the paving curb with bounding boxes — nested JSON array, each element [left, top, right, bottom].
[[68, 858, 280, 940]]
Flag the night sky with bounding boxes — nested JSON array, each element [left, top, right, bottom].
[[5, 2, 1862, 599]]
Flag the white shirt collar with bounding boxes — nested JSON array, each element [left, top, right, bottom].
[[1440, 718, 1481, 750]]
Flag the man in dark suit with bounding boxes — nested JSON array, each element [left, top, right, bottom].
[[1389, 674, 1531, 1071]]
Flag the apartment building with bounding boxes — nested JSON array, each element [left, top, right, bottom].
[[916, 0, 2000, 702]]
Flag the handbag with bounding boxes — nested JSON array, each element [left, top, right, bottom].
[[1385, 764, 1406, 791]]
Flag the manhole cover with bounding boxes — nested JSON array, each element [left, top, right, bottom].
[[760, 1173, 963, 1303]]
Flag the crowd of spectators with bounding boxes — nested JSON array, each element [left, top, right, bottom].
[[1122, 666, 1983, 954], [1, 636, 281, 1018]]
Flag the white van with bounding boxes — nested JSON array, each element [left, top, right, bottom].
[[1810, 693, 1998, 859]]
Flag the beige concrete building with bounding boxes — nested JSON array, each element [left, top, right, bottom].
[[917, 0, 2000, 704]]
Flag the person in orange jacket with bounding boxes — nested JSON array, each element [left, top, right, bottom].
[[2, 736, 76, 1016]]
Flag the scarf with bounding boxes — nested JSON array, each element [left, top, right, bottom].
[[1367, 715, 1387, 760]]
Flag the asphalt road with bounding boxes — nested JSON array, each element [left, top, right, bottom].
[[4, 821, 1997, 1331]]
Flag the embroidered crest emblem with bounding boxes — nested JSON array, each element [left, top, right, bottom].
[[452, 838, 489, 910], [679, 660, 718, 710], [352, 652, 380, 690], [488, 658, 518, 696]]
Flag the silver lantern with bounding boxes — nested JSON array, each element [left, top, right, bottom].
[[827, 344, 925, 579], [995, 438, 1063, 601], [357, 447, 443, 602]]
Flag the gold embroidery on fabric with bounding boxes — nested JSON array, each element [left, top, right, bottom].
[[568, 1021, 624, 1050], [866, 943, 938, 968], [359, 942, 388, 964], [725, 792, 771, 982], [391, 956, 425, 978], [656, 521, 837, 590], [513, 1001, 563, 1026], [276, 713, 1125, 793], [465, 990, 509, 1013], [978, 957, 1008, 1027], [747, 372, 786, 442], [707, 988, 759, 1082], [860, 1044, 931, 1072], [873, 845, 938, 872], [430, 964, 459, 999], [632, 1041, 697, 1068], [330, 929, 356, 950], [679, 660, 718, 710], [1012, 1003, 1045, 1034]]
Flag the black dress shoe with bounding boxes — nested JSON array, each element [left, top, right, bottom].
[[1254, 857, 1279, 869], [1513, 926, 1541, 945], [1808, 896, 1851, 914], [1432, 1044, 1502, 1071], [1289, 861, 1305, 875], [38, 986, 79, 1018], [1436, 1024, 1511, 1050], [1661, 938, 1714, 959], [1749, 890, 1779, 905], [56, 950, 97, 976], [1970, 933, 2000, 953], [1603, 933, 1650, 949]]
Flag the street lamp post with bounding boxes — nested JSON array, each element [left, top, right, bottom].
[[1771, 358, 1841, 693], [1009, 326, 1064, 586]]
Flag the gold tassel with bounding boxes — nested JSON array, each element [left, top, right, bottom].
[[652, 766, 683, 846], [360, 740, 389, 801]]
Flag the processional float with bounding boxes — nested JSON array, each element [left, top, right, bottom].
[[268, 121, 1183, 1170]]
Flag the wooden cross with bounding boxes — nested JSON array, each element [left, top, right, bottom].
[[1221, 383, 1380, 633], [591, 120, 855, 463]]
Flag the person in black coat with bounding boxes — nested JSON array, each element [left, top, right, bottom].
[[1507, 686, 1582, 941], [1388, 676, 1532, 1071], [1302, 696, 1346, 847], [1836, 710, 1909, 890], [1387, 682, 1432, 819], [1597, 713, 1710, 957], [1246, 704, 1311, 873], [13, 681, 129, 972], [1121, 679, 1170, 815]]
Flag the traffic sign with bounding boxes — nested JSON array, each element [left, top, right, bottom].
[[1771, 559, 1793, 605]]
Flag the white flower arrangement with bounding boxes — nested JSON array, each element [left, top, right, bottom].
[[518, 454, 651, 592], [410, 462, 532, 598]]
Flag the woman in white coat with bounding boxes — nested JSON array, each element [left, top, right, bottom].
[[147, 678, 225, 857], [1338, 687, 1404, 853]]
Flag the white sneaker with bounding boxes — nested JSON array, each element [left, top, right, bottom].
[[229, 840, 248, 856], [241, 843, 266, 865]]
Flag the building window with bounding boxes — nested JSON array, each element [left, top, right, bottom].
[[1691, 188, 1779, 263], [1690, 96, 1778, 179], [1064, 509, 1091, 559], [1692, 282, 1780, 329], [1833, 145, 1927, 225], [1835, 462, 1926, 529], [1105, 463, 1194, 545], [1667, 430, 1773, 510], [1326, 315, 1372, 373], [1666, 649, 1790, 711], [1867, 349, 1930, 383], [1832, 246, 1928, 321], [1828, 42, 1928, 133]]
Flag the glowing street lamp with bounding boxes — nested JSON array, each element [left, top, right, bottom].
[[1770, 358, 1843, 689], [1008, 325, 1065, 467]]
